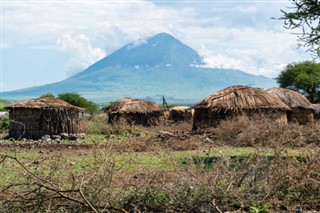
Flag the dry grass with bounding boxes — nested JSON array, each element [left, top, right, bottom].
[[194, 85, 289, 112], [2, 114, 320, 212], [267, 87, 311, 109], [104, 97, 163, 114], [5, 97, 84, 111], [1, 145, 320, 212], [209, 115, 320, 147]]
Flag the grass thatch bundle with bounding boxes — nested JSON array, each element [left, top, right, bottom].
[[192, 85, 290, 130], [266, 88, 311, 109], [105, 98, 163, 113], [267, 88, 314, 125], [194, 85, 289, 112], [5, 98, 84, 110], [5, 98, 84, 139], [105, 98, 165, 126]]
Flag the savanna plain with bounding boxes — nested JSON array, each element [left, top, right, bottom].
[[0, 115, 320, 212]]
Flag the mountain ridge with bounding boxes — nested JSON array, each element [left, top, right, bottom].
[[2, 32, 277, 105]]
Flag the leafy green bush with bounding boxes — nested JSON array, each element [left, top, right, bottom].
[[0, 98, 10, 111], [40, 93, 55, 98], [0, 115, 9, 130], [57, 93, 99, 114]]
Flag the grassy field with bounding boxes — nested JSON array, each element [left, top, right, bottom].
[[1, 115, 320, 212]]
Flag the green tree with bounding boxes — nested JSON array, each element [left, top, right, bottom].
[[280, 0, 320, 56], [40, 93, 55, 98], [0, 98, 10, 111], [57, 93, 99, 114], [276, 61, 320, 102]]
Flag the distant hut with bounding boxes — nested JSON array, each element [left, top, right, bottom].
[[168, 106, 193, 123], [5, 98, 84, 140], [267, 88, 314, 125], [105, 98, 165, 126], [310, 104, 320, 121], [192, 85, 289, 130]]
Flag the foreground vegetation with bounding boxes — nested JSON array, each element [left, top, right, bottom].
[[1, 115, 320, 212], [0, 98, 10, 111]]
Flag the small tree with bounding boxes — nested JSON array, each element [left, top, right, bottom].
[[40, 93, 55, 99], [280, 0, 320, 56], [57, 93, 99, 114], [276, 61, 320, 102]]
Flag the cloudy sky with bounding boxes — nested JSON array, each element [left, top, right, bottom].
[[1, 0, 311, 92]]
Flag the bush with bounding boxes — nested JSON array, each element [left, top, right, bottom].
[[57, 93, 99, 114], [0, 115, 9, 130], [40, 93, 55, 98], [210, 114, 320, 147], [0, 98, 10, 111]]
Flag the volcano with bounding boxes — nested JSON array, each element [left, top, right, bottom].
[[2, 32, 276, 105]]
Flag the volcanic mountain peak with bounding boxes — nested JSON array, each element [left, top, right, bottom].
[[2, 32, 277, 104], [81, 32, 203, 73]]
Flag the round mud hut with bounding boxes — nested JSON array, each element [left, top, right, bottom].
[[192, 85, 290, 130], [5, 98, 84, 140], [168, 106, 193, 123], [267, 88, 314, 125], [105, 98, 165, 126]]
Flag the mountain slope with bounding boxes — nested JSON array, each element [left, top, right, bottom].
[[2, 33, 276, 105]]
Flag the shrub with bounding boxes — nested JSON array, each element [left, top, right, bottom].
[[0, 115, 9, 130], [210, 114, 320, 147], [0, 98, 10, 111], [57, 93, 99, 114], [40, 93, 55, 98]]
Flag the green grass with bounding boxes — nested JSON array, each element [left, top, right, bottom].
[[0, 146, 316, 186]]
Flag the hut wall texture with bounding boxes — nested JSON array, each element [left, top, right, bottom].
[[168, 109, 193, 123], [287, 108, 314, 125], [192, 108, 287, 130], [8, 108, 82, 139], [108, 112, 165, 126]]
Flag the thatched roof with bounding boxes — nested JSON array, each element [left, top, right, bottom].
[[105, 98, 164, 114], [310, 104, 320, 114], [4, 97, 84, 111], [170, 106, 191, 111], [267, 88, 311, 109], [193, 85, 290, 112]]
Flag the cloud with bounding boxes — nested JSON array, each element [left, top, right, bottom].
[[180, 25, 310, 78], [2, 0, 313, 88], [127, 38, 148, 50], [57, 34, 106, 76]]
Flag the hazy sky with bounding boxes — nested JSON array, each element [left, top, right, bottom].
[[1, 0, 311, 92]]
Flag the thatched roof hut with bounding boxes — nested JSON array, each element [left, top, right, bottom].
[[5, 98, 84, 140], [104, 98, 165, 126], [310, 104, 320, 121], [192, 85, 290, 130], [168, 106, 193, 123], [267, 88, 314, 125]]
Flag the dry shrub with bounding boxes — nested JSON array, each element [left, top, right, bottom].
[[82, 118, 201, 152], [0, 144, 129, 212], [121, 148, 320, 212], [210, 115, 320, 147], [1, 146, 320, 212]]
